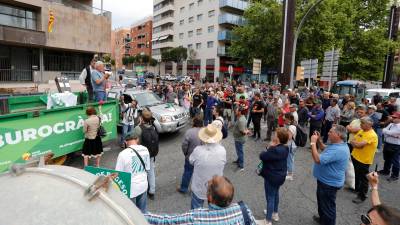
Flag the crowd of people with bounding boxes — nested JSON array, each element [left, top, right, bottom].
[[79, 60, 400, 225]]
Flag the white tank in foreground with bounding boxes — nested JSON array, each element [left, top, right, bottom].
[[0, 164, 149, 225]]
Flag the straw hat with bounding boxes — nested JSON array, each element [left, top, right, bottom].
[[198, 124, 223, 144]]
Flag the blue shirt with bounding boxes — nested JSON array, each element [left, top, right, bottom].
[[145, 203, 257, 225], [91, 70, 105, 92], [313, 142, 349, 188], [206, 96, 218, 109]]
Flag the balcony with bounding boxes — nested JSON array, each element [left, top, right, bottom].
[[153, 15, 174, 27], [152, 40, 174, 50], [219, 0, 249, 13], [153, 28, 174, 38], [219, 13, 245, 26], [44, 0, 111, 19], [218, 30, 237, 42], [154, 1, 174, 14]]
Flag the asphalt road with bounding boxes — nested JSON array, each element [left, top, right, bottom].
[[67, 121, 400, 225]]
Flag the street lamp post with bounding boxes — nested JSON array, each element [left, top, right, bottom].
[[289, 0, 326, 89]]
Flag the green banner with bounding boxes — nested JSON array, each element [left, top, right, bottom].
[[84, 166, 131, 197], [0, 103, 118, 172]]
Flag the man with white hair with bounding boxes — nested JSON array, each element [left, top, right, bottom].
[[91, 61, 110, 102], [350, 116, 378, 204]]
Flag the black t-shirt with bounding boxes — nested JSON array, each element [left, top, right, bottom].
[[192, 94, 202, 108], [377, 109, 389, 128], [252, 100, 264, 116], [201, 91, 208, 109], [224, 95, 235, 109], [385, 103, 396, 115]]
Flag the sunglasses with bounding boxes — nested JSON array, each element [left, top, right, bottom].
[[361, 214, 376, 225]]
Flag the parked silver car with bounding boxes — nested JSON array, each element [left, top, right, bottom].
[[108, 88, 189, 133]]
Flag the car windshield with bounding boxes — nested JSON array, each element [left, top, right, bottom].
[[338, 86, 356, 96], [133, 92, 163, 106]]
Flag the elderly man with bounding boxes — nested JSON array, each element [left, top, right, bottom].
[[289, 104, 299, 124], [298, 99, 309, 127], [145, 176, 257, 225], [178, 116, 203, 194], [380, 112, 400, 182], [351, 117, 378, 204], [310, 125, 349, 225], [91, 61, 110, 102], [347, 105, 367, 152], [189, 124, 226, 209], [323, 98, 341, 143], [308, 100, 325, 139], [79, 58, 96, 102]]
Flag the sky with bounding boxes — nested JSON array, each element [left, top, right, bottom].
[[93, 0, 153, 29]]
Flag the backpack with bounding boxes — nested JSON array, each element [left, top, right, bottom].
[[294, 125, 307, 147], [216, 118, 228, 139], [140, 124, 159, 157]]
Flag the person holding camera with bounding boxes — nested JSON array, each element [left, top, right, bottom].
[[120, 97, 140, 148]]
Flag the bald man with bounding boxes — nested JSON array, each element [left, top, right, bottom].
[[145, 176, 257, 225]]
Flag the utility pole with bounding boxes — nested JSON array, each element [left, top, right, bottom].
[[279, 0, 296, 87], [383, 5, 400, 88]]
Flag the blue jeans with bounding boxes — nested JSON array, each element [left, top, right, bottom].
[[131, 192, 147, 214], [235, 141, 244, 168], [191, 192, 204, 209], [323, 120, 333, 143], [204, 108, 213, 126], [179, 159, 194, 193], [287, 145, 296, 173], [317, 180, 339, 225], [264, 179, 280, 221], [121, 124, 133, 145], [383, 143, 400, 178], [376, 128, 383, 150], [94, 91, 107, 102], [148, 157, 156, 194]]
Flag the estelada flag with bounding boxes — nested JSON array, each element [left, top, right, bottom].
[[48, 10, 55, 33]]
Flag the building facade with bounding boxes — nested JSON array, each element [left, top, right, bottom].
[[0, 0, 111, 83], [129, 17, 153, 57], [152, 0, 248, 81], [111, 28, 130, 70]]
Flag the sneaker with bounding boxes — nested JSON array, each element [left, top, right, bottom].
[[272, 213, 279, 222], [378, 170, 390, 176], [352, 196, 366, 204], [312, 215, 321, 224], [147, 192, 155, 200], [232, 159, 239, 164], [387, 176, 399, 182], [286, 175, 294, 181], [263, 220, 272, 225], [237, 167, 245, 172]]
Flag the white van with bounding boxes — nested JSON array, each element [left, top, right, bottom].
[[366, 89, 400, 105]]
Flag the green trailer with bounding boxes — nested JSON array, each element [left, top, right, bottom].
[[0, 93, 118, 173]]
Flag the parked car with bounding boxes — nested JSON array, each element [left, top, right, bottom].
[[164, 74, 177, 81], [145, 72, 155, 79], [107, 88, 190, 133], [121, 77, 137, 88], [366, 88, 400, 105]]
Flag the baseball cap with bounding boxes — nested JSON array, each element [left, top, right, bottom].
[[290, 104, 297, 108], [368, 105, 377, 111], [392, 111, 400, 118]]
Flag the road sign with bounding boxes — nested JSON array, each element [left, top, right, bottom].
[[321, 49, 340, 87], [253, 59, 262, 75], [228, 65, 233, 75], [300, 59, 318, 79]]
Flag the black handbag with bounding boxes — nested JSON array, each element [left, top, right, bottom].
[[97, 116, 107, 138]]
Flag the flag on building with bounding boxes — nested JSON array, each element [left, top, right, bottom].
[[48, 10, 55, 33]]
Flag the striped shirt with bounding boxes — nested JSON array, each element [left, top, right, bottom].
[[145, 203, 257, 225], [383, 123, 400, 145]]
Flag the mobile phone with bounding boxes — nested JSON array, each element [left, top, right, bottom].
[[375, 164, 378, 172]]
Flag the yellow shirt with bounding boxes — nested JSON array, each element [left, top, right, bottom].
[[351, 129, 378, 165]]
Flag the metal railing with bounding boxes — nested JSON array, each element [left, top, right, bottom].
[[219, 0, 249, 11], [44, 0, 111, 19], [219, 13, 245, 26], [61, 71, 81, 80], [218, 30, 237, 41], [0, 69, 33, 82]]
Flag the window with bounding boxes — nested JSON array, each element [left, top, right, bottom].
[[196, 28, 202, 35], [179, 19, 184, 25], [198, 0, 203, 6], [188, 44, 193, 49], [189, 17, 194, 23], [180, 7, 185, 13], [188, 30, 193, 37], [208, 25, 214, 33], [0, 3, 37, 30], [207, 41, 214, 48], [196, 43, 202, 49], [189, 3, 194, 9], [208, 10, 215, 17], [179, 33, 184, 39], [197, 14, 203, 21]]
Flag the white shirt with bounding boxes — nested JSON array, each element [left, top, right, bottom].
[[79, 65, 94, 85], [115, 145, 151, 198], [121, 103, 138, 126], [189, 143, 226, 200], [288, 124, 297, 148], [291, 111, 299, 124], [383, 123, 400, 145]]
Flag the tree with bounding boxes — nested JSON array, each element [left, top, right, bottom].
[[110, 59, 115, 66], [149, 58, 158, 67], [103, 54, 111, 63], [161, 47, 188, 63], [122, 57, 129, 66], [231, 0, 396, 81]]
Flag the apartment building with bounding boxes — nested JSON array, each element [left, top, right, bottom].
[[129, 16, 153, 57], [152, 0, 248, 81], [111, 28, 130, 69], [0, 0, 111, 83]]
